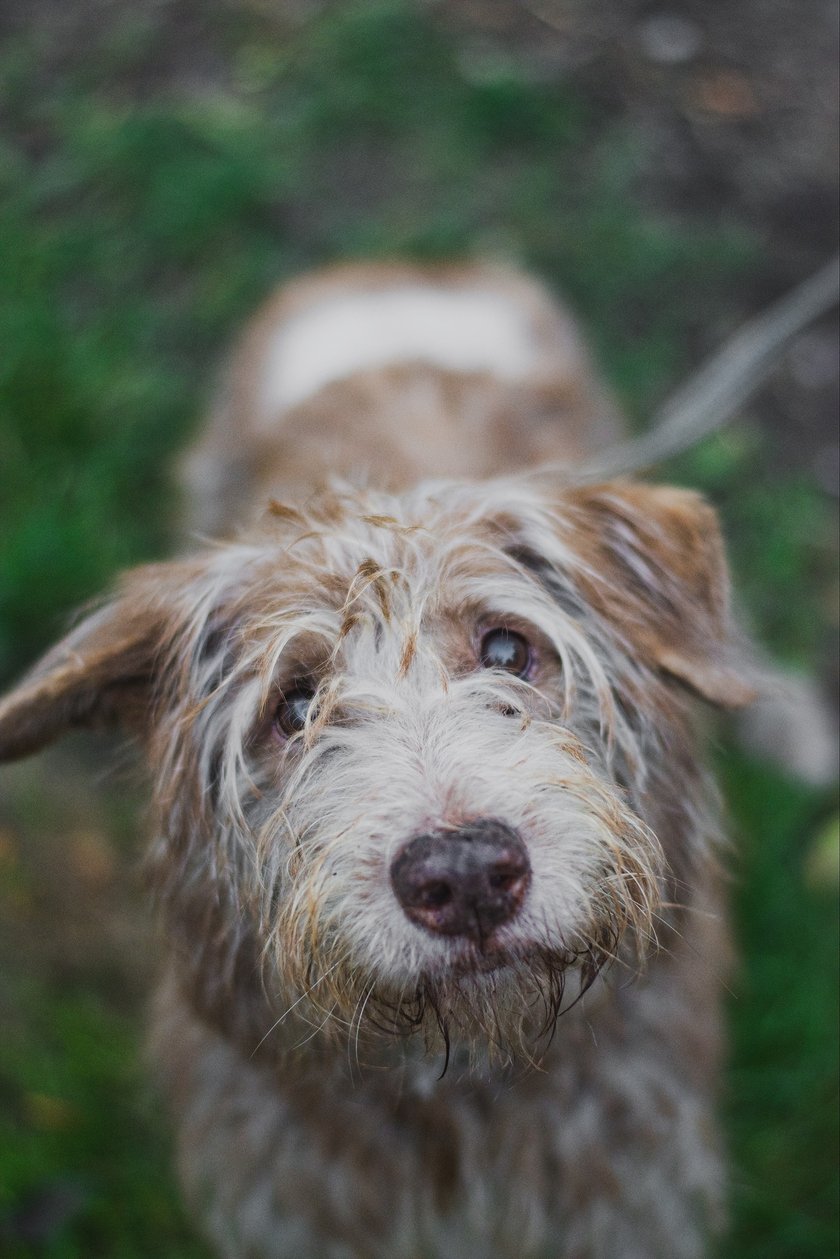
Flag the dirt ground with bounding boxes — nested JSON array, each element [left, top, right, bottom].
[[439, 0, 840, 481]]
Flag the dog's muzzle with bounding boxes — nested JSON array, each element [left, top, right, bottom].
[[390, 819, 531, 941]]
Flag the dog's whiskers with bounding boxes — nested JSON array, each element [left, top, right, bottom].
[[251, 952, 351, 1057]]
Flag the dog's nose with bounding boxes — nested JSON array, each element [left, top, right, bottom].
[[390, 819, 530, 941]]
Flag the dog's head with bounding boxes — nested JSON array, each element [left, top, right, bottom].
[[0, 478, 753, 1063]]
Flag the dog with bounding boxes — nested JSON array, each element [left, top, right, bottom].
[[0, 261, 756, 1258]]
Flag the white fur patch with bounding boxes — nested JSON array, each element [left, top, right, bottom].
[[260, 286, 539, 416]]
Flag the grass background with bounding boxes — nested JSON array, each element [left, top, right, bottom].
[[0, 2, 837, 1255]]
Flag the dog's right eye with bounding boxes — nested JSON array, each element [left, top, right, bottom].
[[479, 629, 532, 678], [274, 686, 315, 736]]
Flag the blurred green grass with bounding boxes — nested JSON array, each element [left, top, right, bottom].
[[0, 3, 836, 1256]]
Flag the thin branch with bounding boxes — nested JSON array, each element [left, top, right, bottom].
[[572, 253, 840, 480]]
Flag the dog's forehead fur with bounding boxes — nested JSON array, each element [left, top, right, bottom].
[[193, 482, 539, 660], [175, 478, 632, 742], [172, 473, 746, 730]]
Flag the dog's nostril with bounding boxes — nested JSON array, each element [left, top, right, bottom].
[[417, 880, 453, 908], [488, 861, 523, 891], [390, 820, 531, 942]]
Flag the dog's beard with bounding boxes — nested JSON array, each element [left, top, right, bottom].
[[259, 808, 658, 1070], [254, 921, 628, 1072], [356, 938, 617, 1071]]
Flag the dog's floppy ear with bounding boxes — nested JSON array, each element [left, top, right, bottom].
[[563, 481, 756, 708], [0, 560, 198, 761]]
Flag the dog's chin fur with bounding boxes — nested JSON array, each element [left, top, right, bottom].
[[305, 952, 605, 1074], [0, 261, 755, 1259]]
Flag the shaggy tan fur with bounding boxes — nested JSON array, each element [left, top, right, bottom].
[[0, 261, 756, 1258]]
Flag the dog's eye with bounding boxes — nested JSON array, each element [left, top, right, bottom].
[[479, 629, 531, 678], [274, 686, 315, 736]]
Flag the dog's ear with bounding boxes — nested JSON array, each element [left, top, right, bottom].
[[0, 560, 199, 761], [562, 481, 756, 708]]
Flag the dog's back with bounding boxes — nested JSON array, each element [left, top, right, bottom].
[[181, 261, 621, 534]]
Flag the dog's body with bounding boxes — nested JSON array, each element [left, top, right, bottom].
[[0, 262, 755, 1258], [180, 262, 622, 534]]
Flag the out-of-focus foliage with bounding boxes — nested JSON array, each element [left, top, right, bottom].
[[720, 752, 838, 1259]]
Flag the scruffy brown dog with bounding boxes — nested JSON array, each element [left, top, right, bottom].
[[0, 262, 755, 1258]]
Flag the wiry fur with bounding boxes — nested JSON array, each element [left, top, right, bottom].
[[0, 261, 755, 1258]]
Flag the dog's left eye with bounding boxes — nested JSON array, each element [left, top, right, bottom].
[[274, 686, 315, 736], [479, 629, 531, 678]]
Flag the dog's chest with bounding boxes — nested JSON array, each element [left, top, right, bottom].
[[156, 978, 715, 1259]]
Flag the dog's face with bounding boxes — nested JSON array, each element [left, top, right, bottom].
[[0, 477, 752, 1062]]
